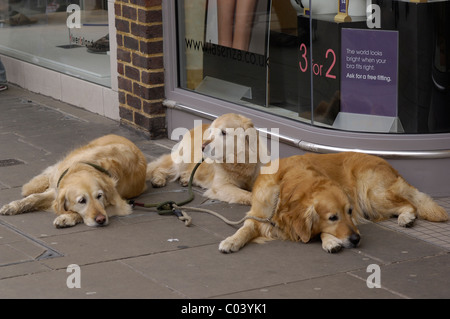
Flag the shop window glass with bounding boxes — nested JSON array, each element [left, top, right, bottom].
[[176, 0, 450, 134], [0, 0, 110, 87], [178, 0, 271, 107]]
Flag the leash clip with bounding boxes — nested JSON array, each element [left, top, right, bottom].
[[172, 208, 183, 218], [172, 205, 192, 226]]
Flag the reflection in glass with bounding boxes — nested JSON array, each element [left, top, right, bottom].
[[0, 0, 110, 87]]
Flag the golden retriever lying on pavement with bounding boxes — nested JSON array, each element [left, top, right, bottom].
[[219, 156, 361, 253], [147, 113, 266, 205], [0, 134, 147, 227], [219, 153, 448, 253]]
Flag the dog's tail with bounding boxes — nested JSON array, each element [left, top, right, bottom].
[[401, 179, 449, 222], [146, 154, 180, 187]]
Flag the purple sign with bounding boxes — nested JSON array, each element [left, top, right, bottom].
[[341, 29, 399, 117], [340, 0, 347, 13]]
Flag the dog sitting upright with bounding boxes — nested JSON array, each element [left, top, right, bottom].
[[147, 113, 269, 205], [0, 134, 147, 228]]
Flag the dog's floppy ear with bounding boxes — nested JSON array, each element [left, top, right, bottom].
[[53, 190, 69, 215], [97, 176, 132, 217], [294, 205, 319, 243], [202, 126, 212, 141], [239, 115, 254, 130], [97, 175, 120, 206]]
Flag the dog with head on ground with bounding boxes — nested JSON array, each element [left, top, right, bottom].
[[219, 152, 448, 253], [219, 156, 361, 254], [0, 134, 147, 228], [147, 113, 267, 205]]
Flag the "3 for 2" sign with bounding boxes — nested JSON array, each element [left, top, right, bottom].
[[299, 43, 337, 80]]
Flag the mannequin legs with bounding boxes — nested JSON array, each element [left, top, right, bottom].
[[217, 0, 257, 51]]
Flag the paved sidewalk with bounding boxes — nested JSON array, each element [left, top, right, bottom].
[[0, 85, 449, 300]]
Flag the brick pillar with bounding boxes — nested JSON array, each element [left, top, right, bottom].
[[115, 0, 166, 139]]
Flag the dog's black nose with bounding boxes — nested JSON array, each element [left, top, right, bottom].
[[349, 233, 360, 246]]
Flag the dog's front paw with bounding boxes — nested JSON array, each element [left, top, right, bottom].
[[204, 189, 252, 206], [151, 176, 166, 188], [53, 214, 80, 228], [219, 237, 242, 254], [321, 235, 342, 253], [0, 203, 17, 215], [0, 200, 25, 215], [119, 202, 133, 216], [237, 195, 252, 206], [179, 178, 189, 187], [397, 211, 416, 228]]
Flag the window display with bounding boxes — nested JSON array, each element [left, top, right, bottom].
[[179, 0, 270, 106], [176, 0, 450, 134], [0, 0, 110, 87]]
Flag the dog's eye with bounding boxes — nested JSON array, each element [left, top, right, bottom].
[[329, 215, 339, 221], [348, 208, 353, 216], [78, 197, 86, 204], [96, 193, 103, 200]]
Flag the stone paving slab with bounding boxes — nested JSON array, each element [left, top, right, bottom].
[[217, 272, 403, 299]]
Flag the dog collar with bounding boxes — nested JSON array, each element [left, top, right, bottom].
[[57, 162, 112, 188]]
